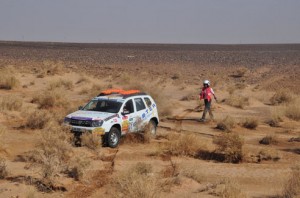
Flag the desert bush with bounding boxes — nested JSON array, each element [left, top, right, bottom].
[[241, 117, 258, 129], [282, 166, 300, 198], [0, 157, 8, 179], [32, 89, 67, 109], [0, 95, 23, 111], [232, 67, 248, 78], [67, 155, 90, 181], [213, 133, 244, 163], [76, 75, 91, 84], [218, 179, 246, 198], [180, 166, 204, 183], [160, 133, 206, 157], [216, 116, 236, 132], [226, 94, 249, 109], [259, 135, 278, 145], [48, 79, 73, 90], [270, 90, 293, 105], [113, 162, 159, 198], [27, 125, 73, 181], [0, 67, 19, 89], [81, 132, 102, 150], [25, 110, 52, 129], [257, 148, 281, 162], [43, 61, 65, 76], [0, 126, 7, 155], [285, 99, 300, 121]]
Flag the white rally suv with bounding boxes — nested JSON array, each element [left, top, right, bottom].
[[64, 89, 159, 148]]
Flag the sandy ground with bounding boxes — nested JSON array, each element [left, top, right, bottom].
[[0, 43, 299, 198]]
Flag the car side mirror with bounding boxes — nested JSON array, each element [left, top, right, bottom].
[[78, 106, 83, 110]]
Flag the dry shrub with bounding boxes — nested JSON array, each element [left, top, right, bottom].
[[232, 67, 248, 78], [81, 132, 102, 150], [25, 110, 52, 129], [48, 79, 73, 90], [216, 116, 236, 132], [241, 117, 258, 129], [270, 90, 294, 105], [259, 135, 278, 145], [113, 162, 159, 198], [285, 99, 300, 121], [0, 157, 8, 179], [180, 165, 203, 183], [282, 166, 300, 198], [76, 75, 91, 84], [213, 133, 243, 163], [32, 89, 67, 109], [0, 67, 19, 89], [27, 125, 73, 182], [67, 155, 90, 181], [0, 126, 7, 155], [226, 94, 249, 109], [257, 148, 281, 162], [0, 95, 23, 111], [159, 133, 206, 157], [217, 179, 246, 198], [43, 61, 65, 76]]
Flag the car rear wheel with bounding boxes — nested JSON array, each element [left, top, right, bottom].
[[148, 120, 157, 137], [107, 127, 120, 148]]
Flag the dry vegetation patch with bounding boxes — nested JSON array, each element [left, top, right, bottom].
[[0, 95, 23, 111], [158, 133, 207, 157], [225, 94, 249, 109], [216, 116, 236, 132], [213, 133, 244, 163], [81, 132, 102, 150], [282, 166, 300, 198], [112, 162, 159, 198], [259, 135, 278, 145], [241, 117, 258, 129], [0, 67, 19, 90], [284, 99, 300, 121], [0, 157, 8, 179], [48, 79, 73, 90], [25, 110, 52, 129], [32, 89, 68, 109], [270, 90, 294, 105]]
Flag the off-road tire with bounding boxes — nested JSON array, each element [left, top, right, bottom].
[[107, 127, 120, 148], [148, 120, 157, 137]]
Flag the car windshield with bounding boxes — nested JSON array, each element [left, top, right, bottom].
[[82, 99, 122, 113]]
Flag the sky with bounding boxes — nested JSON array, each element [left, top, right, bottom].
[[0, 0, 299, 44]]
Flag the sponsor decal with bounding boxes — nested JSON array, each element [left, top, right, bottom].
[[93, 127, 105, 135], [104, 114, 118, 121], [122, 120, 130, 132]]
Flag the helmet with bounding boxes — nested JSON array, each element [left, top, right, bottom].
[[203, 80, 210, 86]]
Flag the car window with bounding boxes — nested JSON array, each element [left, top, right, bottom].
[[123, 99, 134, 113], [144, 97, 152, 108], [83, 99, 122, 113], [134, 98, 146, 111]]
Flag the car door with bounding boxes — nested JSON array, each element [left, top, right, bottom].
[[133, 97, 148, 131], [120, 99, 136, 134]]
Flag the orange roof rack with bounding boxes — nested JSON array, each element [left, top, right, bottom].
[[99, 89, 141, 96]]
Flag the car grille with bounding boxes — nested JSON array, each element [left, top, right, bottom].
[[70, 119, 92, 127]]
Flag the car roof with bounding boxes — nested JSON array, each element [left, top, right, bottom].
[[94, 93, 149, 101]]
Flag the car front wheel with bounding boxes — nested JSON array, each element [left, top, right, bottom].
[[107, 127, 120, 148], [148, 120, 157, 137]]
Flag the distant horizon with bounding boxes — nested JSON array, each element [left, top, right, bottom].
[[1, 39, 300, 46]]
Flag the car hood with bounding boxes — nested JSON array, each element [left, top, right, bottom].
[[66, 110, 117, 121]]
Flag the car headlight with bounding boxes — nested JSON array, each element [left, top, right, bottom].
[[92, 120, 103, 127], [64, 117, 71, 124]]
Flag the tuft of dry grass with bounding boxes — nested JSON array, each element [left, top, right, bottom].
[[282, 166, 300, 198], [81, 132, 102, 150], [0, 157, 8, 179], [180, 165, 204, 183], [76, 75, 91, 84], [218, 179, 246, 198], [67, 155, 90, 181], [213, 133, 244, 163], [159, 133, 207, 157], [226, 94, 249, 109], [27, 124, 73, 182], [232, 67, 248, 78], [257, 148, 281, 162], [48, 79, 73, 90], [25, 110, 52, 129], [241, 117, 258, 129], [32, 89, 68, 109], [0, 126, 8, 156], [0, 67, 20, 90], [270, 90, 294, 105], [0, 95, 23, 111], [285, 99, 300, 121], [112, 162, 159, 198], [216, 116, 236, 132], [259, 135, 278, 145]]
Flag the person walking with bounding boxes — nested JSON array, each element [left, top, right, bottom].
[[199, 80, 217, 122]]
